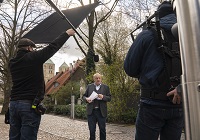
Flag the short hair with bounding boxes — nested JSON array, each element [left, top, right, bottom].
[[93, 73, 102, 79]]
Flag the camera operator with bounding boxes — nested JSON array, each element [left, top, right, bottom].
[[8, 28, 75, 140], [124, 1, 183, 140]]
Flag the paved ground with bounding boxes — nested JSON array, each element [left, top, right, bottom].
[[0, 114, 134, 140], [0, 106, 185, 140]]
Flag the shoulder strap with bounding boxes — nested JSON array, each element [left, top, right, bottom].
[[149, 27, 182, 91], [148, 27, 171, 91]]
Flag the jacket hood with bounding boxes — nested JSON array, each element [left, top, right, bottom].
[[160, 13, 177, 41], [160, 13, 177, 31]]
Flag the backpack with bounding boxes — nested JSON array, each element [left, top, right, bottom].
[[149, 26, 182, 93], [130, 10, 181, 96]]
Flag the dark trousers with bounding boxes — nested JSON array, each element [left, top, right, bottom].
[[9, 100, 41, 140], [135, 103, 184, 140], [88, 109, 106, 140]]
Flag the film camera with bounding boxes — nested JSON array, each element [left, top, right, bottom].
[[32, 97, 46, 115]]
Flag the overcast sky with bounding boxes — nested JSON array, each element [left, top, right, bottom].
[[50, 37, 84, 72]]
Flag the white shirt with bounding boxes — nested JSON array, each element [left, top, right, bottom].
[[94, 83, 101, 91]]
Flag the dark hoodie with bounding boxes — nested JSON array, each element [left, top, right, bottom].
[[124, 13, 180, 107], [124, 13, 177, 88], [9, 32, 70, 101]]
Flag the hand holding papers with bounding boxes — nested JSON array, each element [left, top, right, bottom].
[[97, 94, 103, 100], [86, 91, 103, 103], [88, 91, 98, 101]]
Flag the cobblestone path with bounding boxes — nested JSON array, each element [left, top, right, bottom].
[[0, 105, 185, 140]]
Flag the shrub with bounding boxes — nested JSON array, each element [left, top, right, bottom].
[[107, 107, 137, 124], [75, 104, 87, 119], [120, 108, 137, 124], [53, 105, 70, 115], [45, 104, 54, 114], [46, 104, 137, 125]]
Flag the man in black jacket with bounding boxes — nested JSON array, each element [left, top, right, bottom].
[[9, 29, 75, 140], [83, 73, 111, 140], [124, 1, 183, 140]]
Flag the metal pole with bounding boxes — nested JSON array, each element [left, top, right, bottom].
[[175, 0, 200, 139], [71, 95, 75, 119], [55, 96, 57, 105], [130, 12, 157, 34]]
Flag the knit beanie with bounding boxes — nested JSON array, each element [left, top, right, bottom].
[[157, 1, 174, 18]]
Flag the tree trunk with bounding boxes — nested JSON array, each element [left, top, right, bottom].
[[1, 71, 11, 114], [86, 9, 95, 78], [1, 89, 10, 114]]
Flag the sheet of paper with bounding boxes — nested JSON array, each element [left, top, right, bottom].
[[88, 91, 98, 101]]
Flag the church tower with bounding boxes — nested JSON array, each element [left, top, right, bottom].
[[43, 59, 55, 83], [59, 62, 69, 72]]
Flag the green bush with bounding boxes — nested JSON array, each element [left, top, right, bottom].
[[75, 104, 87, 119], [53, 105, 62, 115], [55, 81, 80, 105], [120, 109, 137, 124], [53, 105, 70, 115], [107, 107, 137, 124], [107, 111, 119, 123], [45, 104, 54, 114], [48, 104, 86, 118], [61, 105, 70, 115], [45, 103, 137, 125]]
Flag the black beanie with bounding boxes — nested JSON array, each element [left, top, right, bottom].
[[157, 1, 174, 18], [17, 38, 36, 48]]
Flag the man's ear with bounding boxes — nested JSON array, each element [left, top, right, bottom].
[[28, 46, 33, 51]]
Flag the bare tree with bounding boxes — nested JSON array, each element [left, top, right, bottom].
[[94, 10, 133, 86], [73, 0, 158, 77], [94, 12, 130, 65], [70, 0, 120, 78], [119, 0, 159, 25]]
